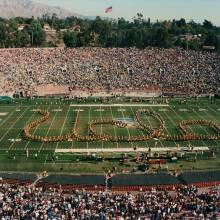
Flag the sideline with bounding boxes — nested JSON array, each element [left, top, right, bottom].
[[55, 146, 209, 153], [70, 104, 169, 107]]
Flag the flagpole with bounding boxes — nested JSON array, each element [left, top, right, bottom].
[[105, 6, 113, 47]]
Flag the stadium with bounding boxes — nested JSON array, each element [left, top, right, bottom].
[[0, 0, 220, 219]]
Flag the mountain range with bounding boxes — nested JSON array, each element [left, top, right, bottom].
[[0, 0, 83, 19]]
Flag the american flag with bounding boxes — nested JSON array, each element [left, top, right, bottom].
[[105, 6, 112, 13]]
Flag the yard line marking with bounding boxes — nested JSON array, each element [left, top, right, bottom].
[[110, 106, 119, 148], [39, 107, 60, 154], [206, 105, 220, 119], [169, 106, 207, 147], [44, 154, 48, 164], [9, 106, 37, 151], [99, 105, 104, 150], [120, 107, 134, 148], [199, 105, 220, 146], [0, 108, 20, 127], [24, 110, 48, 151], [129, 106, 149, 148], [87, 106, 92, 150], [0, 106, 31, 143], [54, 105, 71, 156], [71, 108, 81, 150], [148, 106, 166, 148], [24, 106, 50, 151], [140, 107, 163, 148], [184, 109, 213, 146], [159, 108, 178, 147]]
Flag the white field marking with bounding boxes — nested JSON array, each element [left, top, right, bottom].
[[0, 109, 19, 127], [55, 146, 209, 153], [206, 106, 220, 117], [179, 109, 189, 112], [87, 106, 92, 150], [9, 106, 37, 151], [24, 107, 51, 151], [159, 107, 178, 147], [149, 107, 170, 147], [110, 106, 119, 148], [197, 105, 220, 146], [70, 104, 169, 107], [0, 106, 31, 143], [199, 108, 208, 112], [117, 109, 126, 112], [94, 109, 105, 112], [73, 109, 84, 112], [129, 106, 149, 148], [8, 139, 22, 142], [39, 108, 60, 153], [0, 146, 213, 152], [54, 105, 71, 156], [99, 105, 104, 149], [52, 109, 63, 112], [192, 109, 219, 146], [71, 109, 81, 150], [44, 154, 48, 164], [0, 112, 8, 116], [142, 107, 164, 148], [15, 109, 21, 112], [30, 109, 41, 112], [158, 109, 169, 112], [120, 107, 134, 148], [169, 106, 207, 147]]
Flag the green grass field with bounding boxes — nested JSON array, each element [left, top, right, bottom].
[[1, 97, 220, 173]]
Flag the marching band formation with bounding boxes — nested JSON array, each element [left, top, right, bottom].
[[23, 109, 220, 143]]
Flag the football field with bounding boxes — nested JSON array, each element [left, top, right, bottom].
[[0, 97, 220, 172]]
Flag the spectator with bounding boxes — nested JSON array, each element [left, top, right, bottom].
[[0, 47, 219, 97]]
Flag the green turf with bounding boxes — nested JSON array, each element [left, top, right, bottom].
[[0, 97, 220, 173]]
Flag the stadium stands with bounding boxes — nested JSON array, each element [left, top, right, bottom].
[[0, 181, 219, 219], [0, 48, 219, 97]]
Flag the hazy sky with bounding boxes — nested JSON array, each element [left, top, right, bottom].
[[35, 0, 220, 25]]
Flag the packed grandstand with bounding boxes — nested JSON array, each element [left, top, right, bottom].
[[0, 184, 219, 219], [0, 48, 220, 97]]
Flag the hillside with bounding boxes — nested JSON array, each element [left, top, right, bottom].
[[0, 0, 81, 18]]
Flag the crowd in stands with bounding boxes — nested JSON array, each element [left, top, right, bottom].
[[0, 47, 220, 97], [0, 182, 219, 219]]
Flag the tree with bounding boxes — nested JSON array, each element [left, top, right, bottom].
[[15, 30, 30, 47], [203, 20, 214, 29], [153, 27, 171, 48], [28, 20, 46, 46], [176, 18, 186, 27], [91, 17, 112, 46], [63, 31, 78, 47], [133, 13, 144, 27], [0, 22, 8, 47], [0, 14, 219, 51], [204, 31, 217, 46], [215, 36, 220, 52], [77, 31, 92, 47]]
